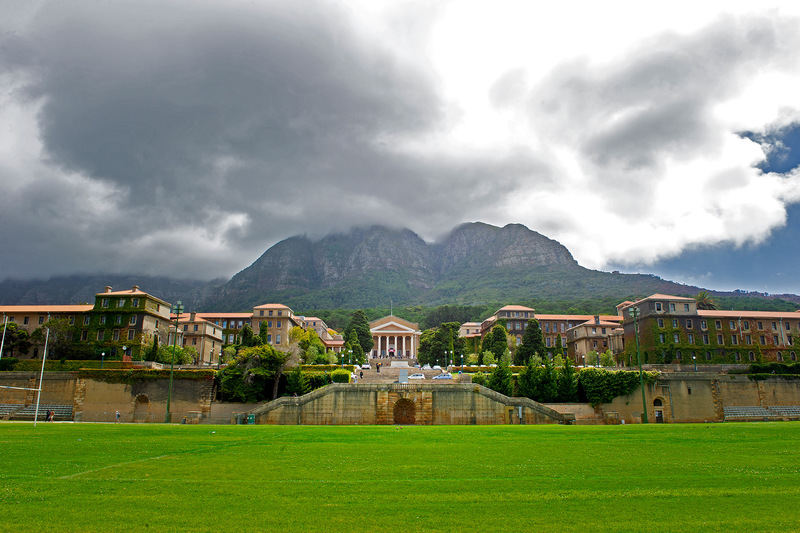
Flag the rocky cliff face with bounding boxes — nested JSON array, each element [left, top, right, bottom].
[[209, 222, 581, 309]]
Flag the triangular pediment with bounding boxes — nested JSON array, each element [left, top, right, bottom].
[[370, 315, 419, 333]]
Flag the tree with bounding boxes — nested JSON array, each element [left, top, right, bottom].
[[346, 330, 365, 364], [285, 367, 310, 396], [0, 322, 31, 358], [695, 291, 717, 310], [515, 319, 546, 365], [147, 336, 159, 361], [344, 310, 374, 355], [217, 343, 290, 402], [486, 361, 513, 396], [35, 318, 78, 360], [557, 356, 578, 402], [555, 334, 564, 357], [489, 325, 508, 362], [240, 323, 257, 347]]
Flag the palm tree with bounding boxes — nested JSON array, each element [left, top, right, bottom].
[[695, 290, 717, 310]]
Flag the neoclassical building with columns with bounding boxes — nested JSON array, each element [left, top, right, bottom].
[[369, 315, 421, 359]]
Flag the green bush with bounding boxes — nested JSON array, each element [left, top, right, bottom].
[[300, 364, 358, 373], [472, 372, 487, 386], [0, 357, 18, 371], [331, 369, 351, 383], [10, 360, 131, 372], [749, 362, 800, 375], [305, 372, 331, 390], [577, 368, 659, 407]]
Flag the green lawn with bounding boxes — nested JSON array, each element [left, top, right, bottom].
[[1, 422, 798, 532]]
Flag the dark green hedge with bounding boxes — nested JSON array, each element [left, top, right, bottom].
[[577, 368, 660, 407], [78, 368, 215, 384], [749, 362, 800, 375]]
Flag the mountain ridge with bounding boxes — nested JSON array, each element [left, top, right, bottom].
[[1, 222, 798, 311]]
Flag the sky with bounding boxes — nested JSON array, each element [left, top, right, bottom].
[[1, 1, 800, 294]]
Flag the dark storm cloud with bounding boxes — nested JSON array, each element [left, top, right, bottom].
[[0, 1, 539, 279]]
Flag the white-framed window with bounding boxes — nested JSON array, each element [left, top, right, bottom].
[[700, 320, 707, 329], [688, 334, 694, 344], [686, 320, 693, 329], [684, 304, 690, 311], [729, 321, 736, 330], [267, 334, 272, 343], [655, 302, 662, 311], [672, 319, 678, 328], [117, 299, 125, 308], [717, 335, 724, 344], [132, 299, 139, 308], [276, 334, 281, 343], [115, 315, 122, 325], [69, 316, 75, 325], [674, 334, 680, 343], [129, 316, 137, 325], [113, 329, 120, 341], [100, 316, 106, 325], [97, 330, 104, 341], [658, 319, 664, 328], [715, 321, 722, 329], [102, 298, 109, 308], [38, 316, 44, 324], [84, 316, 91, 325], [669, 303, 676, 311], [731, 336, 738, 345], [128, 330, 135, 340], [659, 333, 665, 343]]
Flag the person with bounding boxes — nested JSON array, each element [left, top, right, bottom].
[[115, 410, 121, 423], [45, 410, 52, 422], [359, 370, 363, 380]]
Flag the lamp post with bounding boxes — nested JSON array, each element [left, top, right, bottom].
[[101, 351, 105, 369], [693, 354, 697, 373], [218, 349, 222, 370], [460, 353, 463, 370], [165, 300, 184, 423], [349, 349, 353, 365], [631, 307, 648, 424], [341, 352, 344, 368]]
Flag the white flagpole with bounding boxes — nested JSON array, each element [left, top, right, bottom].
[[33, 315, 50, 428]]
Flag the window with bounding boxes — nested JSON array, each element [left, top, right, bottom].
[[113, 329, 120, 341], [760, 336, 766, 345], [222, 320, 227, 328], [115, 315, 122, 325], [117, 299, 125, 308], [701, 320, 707, 329], [774, 335, 780, 345], [132, 298, 139, 308], [792, 352, 797, 361], [735, 353, 741, 362], [658, 318, 664, 328], [23, 317, 29, 325], [730, 336, 738, 345], [777, 352, 783, 362], [674, 334, 680, 343], [276, 334, 281, 344], [84, 316, 91, 325], [192, 338, 197, 345], [267, 334, 272, 343], [277, 321, 282, 328], [772, 322, 778, 330], [560, 323, 565, 333], [238, 320, 243, 327], [125, 314, 136, 327], [670, 303, 676, 311], [38, 316, 44, 324], [686, 320, 693, 329], [269, 310, 273, 316], [703, 334, 709, 345], [259, 310, 264, 316], [546, 338, 552, 347], [743, 321, 749, 330], [705, 352, 712, 360], [717, 335, 724, 345], [592, 327, 597, 334], [757, 321, 763, 330], [786, 322, 791, 331], [688, 333, 694, 344], [659, 333, 666, 343], [516, 336, 522, 346], [544, 323, 550, 333], [128, 330, 135, 340], [515, 322, 521, 330], [749, 352, 755, 362], [789, 335, 794, 346], [100, 316, 106, 325], [81, 330, 88, 341], [102, 298, 109, 308], [278, 311, 283, 317], [672, 319, 678, 327], [193, 325, 198, 332], [684, 304, 690, 311], [183, 325, 188, 331], [715, 321, 722, 329], [97, 330, 104, 341], [745, 335, 751, 344], [593, 340, 598, 348], [655, 302, 662, 311], [602, 328, 606, 334], [676, 351, 682, 360], [69, 316, 75, 325], [268, 321, 272, 328], [228, 334, 234, 343]]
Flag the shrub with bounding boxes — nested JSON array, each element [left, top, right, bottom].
[[331, 369, 351, 383], [0, 357, 18, 371], [472, 372, 487, 386]]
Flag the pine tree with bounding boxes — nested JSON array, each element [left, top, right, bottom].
[[487, 361, 513, 396], [490, 325, 508, 361], [515, 319, 546, 365], [557, 356, 578, 402], [345, 310, 374, 355]]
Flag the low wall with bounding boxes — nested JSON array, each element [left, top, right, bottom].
[[249, 383, 566, 425], [0, 372, 77, 405]]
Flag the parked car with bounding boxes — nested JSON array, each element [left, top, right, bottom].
[[433, 365, 442, 370], [432, 373, 452, 380], [361, 363, 370, 369], [408, 373, 426, 380], [422, 364, 432, 370]]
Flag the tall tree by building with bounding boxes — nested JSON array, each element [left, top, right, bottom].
[[695, 291, 718, 310], [344, 310, 374, 355], [515, 319, 547, 365]]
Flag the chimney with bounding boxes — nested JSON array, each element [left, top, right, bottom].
[[594, 315, 600, 325], [105, 286, 112, 293], [190, 312, 196, 322], [132, 285, 139, 292]]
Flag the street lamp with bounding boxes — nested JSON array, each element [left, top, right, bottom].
[[101, 351, 105, 369], [630, 307, 648, 424], [349, 349, 353, 365], [460, 353, 463, 370], [165, 300, 184, 423], [341, 352, 344, 368], [693, 354, 697, 373]]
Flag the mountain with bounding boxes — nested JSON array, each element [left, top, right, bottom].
[[2, 222, 798, 311]]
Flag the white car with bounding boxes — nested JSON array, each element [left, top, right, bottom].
[[433, 365, 442, 370], [422, 364, 432, 370], [432, 373, 452, 380], [361, 363, 370, 369], [408, 373, 426, 380]]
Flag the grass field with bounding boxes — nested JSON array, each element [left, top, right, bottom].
[[1, 422, 799, 532]]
